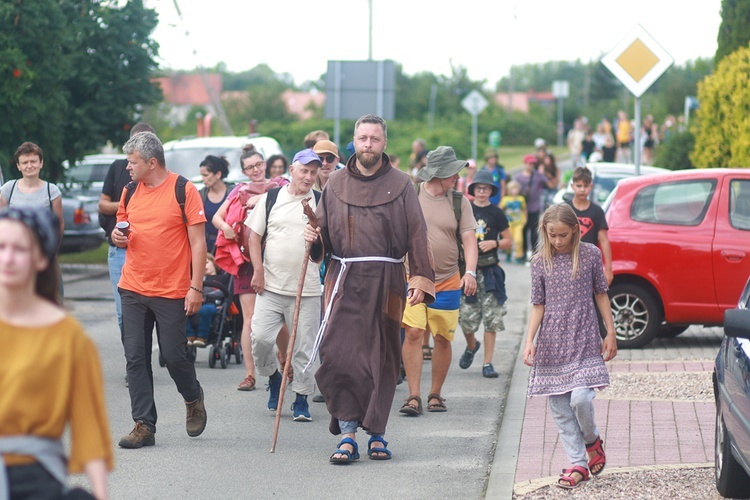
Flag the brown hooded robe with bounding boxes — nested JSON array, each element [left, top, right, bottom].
[[311, 154, 435, 435]]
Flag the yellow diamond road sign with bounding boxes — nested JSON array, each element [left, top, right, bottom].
[[602, 24, 673, 98]]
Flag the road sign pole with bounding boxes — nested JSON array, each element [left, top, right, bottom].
[[557, 97, 564, 147], [634, 97, 641, 175], [471, 113, 478, 162]]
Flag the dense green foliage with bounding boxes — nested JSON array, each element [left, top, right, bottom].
[[716, 0, 750, 63], [691, 45, 750, 168], [0, 0, 161, 181], [654, 131, 695, 170]]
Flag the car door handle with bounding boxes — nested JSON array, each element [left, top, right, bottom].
[[722, 250, 746, 262]]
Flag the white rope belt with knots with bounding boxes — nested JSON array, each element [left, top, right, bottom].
[[303, 255, 403, 372]]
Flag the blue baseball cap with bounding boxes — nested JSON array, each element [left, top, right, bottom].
[[292, 148, 321, 166]]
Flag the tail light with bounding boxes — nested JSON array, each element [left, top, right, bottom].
[[73, 205, 90, 225]]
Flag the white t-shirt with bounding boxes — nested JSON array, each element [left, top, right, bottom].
[[245, 186, 321, 297]]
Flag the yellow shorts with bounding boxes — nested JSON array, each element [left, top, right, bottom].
[[402, 302, 459, 342]]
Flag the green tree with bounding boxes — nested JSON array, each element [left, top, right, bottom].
[[0, 0, 161, 181], [716, 0, 750, 63], [691, 45, 750, 168]]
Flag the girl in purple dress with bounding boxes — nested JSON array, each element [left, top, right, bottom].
[[522, 203, 617, 489]]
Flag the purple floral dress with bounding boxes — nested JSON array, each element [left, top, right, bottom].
[[528, 243, 610, 397]]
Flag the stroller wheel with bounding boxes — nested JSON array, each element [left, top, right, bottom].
[[208, 345, 217, 369], [220, 344, 229, 369], [187, 346, 197, 363], [235, 344, 243, 365]]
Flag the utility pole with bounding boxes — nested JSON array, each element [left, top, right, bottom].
[[368, 0, 373, 61]]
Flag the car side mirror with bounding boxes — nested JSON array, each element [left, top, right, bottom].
[[725, 308, 750, 339]]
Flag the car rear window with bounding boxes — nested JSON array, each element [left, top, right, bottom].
[[730, 179, 750, 231], [631, 179, 716, 226]]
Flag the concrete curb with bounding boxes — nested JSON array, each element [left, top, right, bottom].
[[486, 303, 531, 499]]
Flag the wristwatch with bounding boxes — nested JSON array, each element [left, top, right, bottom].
[[466, 270, 476, 278]]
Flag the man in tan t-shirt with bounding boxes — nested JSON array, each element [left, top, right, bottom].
[[246, 149, 322, 422], [401, 146, 479, 415]]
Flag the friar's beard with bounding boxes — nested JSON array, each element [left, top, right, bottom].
[[356, 151, 382, 170]]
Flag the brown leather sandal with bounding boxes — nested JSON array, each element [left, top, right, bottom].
[[399, 395, 423, 416], [427, 393, 447, 412]]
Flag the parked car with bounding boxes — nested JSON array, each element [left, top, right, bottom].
[[553, 162, 668, 205], [161, 135, 284, 186], [713, 274, 750, 498], [603, 168, 750, 348], [59, 154, 124, 253]]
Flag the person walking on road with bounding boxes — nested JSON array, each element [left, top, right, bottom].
[[112, 132, 208, 449], [515, 154, 552, 262], [401, 146, 478, 415], [99, 122, 156, 349], [303, 114, 435, 464], [522, 203, 617, 489], [0, 207, 112, 499], [246, 149, 322, 421], [458, 170, 513, 378]]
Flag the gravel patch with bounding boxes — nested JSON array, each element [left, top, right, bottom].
[[514, 466, 720, 499], [601, 371, 713, 402]]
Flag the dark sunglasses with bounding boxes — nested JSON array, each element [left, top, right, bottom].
[[318, 154, 337, 164]]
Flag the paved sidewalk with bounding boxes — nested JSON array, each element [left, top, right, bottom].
[[487, 318, 723, 498]]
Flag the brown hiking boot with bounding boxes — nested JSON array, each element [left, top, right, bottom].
[[185, 385, 207, 437], [118, 421, 155, 449]]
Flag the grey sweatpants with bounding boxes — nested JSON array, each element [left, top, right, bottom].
[[548, 388, 599, 468]]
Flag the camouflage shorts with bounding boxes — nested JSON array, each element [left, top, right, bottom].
[[458, 272, 508, 333]]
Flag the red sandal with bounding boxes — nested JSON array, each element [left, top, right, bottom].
[[557, 465, 589, 489], [586, 436, 606, 475]]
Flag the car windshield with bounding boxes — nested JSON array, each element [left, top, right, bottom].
[[65, 162, 111, 184], [593, 174, 628, 204]]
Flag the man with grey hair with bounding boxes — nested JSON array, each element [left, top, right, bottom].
[[246, 149, 322, 421], [111, 131, 208, 448]]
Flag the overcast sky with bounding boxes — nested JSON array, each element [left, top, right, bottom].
[[144, 0, 722, 88]]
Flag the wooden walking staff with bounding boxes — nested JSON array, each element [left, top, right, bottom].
[[270, 197, 319, 453]]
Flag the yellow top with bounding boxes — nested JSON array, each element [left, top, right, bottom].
[[0, 315, 113, 472]]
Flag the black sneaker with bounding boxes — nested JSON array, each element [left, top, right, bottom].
[[459, 341, 481, 369], [482, 363, 499, 378]]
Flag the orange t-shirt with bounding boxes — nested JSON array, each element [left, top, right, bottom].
[[117, 172, 206, 298]]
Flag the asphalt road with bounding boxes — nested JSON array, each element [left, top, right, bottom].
[[62, 261, 532, 499]]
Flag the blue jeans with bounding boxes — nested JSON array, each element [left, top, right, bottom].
[[108, 245, 126, 334], [187, 303, 217, 340]]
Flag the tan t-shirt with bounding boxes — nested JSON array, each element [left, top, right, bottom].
[[245, 187, 321, 296], [417, 187, 477, 282]]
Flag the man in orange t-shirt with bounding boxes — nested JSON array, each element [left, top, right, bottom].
[[112, 132, 208, 449]]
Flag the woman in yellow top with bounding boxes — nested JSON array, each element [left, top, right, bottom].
[[0, 206, 112, 499]]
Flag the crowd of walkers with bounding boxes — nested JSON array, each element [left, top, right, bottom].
[[0, 113, 620, 496]]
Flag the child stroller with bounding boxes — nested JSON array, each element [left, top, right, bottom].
[[195, 272, 243, 368], [158, 272, 243, 369]]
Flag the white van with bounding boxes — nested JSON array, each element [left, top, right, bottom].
[[162, 135, 284, 185]]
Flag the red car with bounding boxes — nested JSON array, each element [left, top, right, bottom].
[[603, 168, 750, 348]]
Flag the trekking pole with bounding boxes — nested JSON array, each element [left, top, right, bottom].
[[270, 197, 319, 453]]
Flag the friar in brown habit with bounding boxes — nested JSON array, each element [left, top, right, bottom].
[[304, 114, 435, 463]]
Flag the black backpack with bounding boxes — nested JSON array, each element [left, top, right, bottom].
[[124, 175, 189, 223]]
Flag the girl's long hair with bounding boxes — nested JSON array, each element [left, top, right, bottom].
[[534, 203, 581, 279]]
